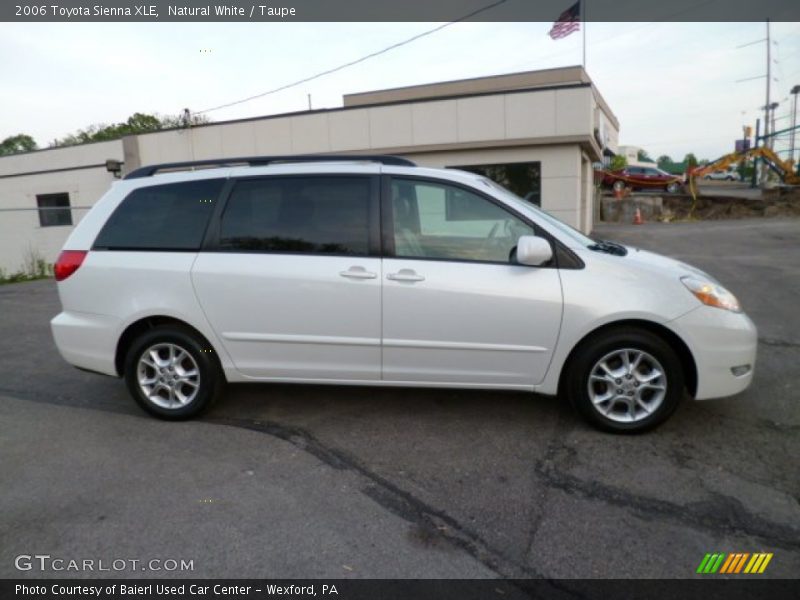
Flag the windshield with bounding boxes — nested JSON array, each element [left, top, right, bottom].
[[478, 177, 596, 248]]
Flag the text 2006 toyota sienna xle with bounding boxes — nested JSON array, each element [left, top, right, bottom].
[[50, 155, 757, 432]]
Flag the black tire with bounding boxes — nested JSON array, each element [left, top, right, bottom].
[[666, 182, 680, 194], [612, 179, 626, 192], [563, 328, 684, 433], [123, 325, 223, 420]]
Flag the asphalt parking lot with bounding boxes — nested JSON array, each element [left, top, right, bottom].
[[1, 218, 798, 580]]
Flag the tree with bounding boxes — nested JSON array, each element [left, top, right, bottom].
[[683, 153, 699, 168], [0, 134, 37, 155], [610, 154, 627, 170], [159, 111, 210, 128], [656, 155, 673, 169], [637, 149, 654, 163], [52, 112, 211, 147]]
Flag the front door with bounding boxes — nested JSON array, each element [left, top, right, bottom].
[[192, 174, 382, 381], [381, 177, 563, 387]]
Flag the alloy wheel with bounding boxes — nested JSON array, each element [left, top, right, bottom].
[[137, 343, 201, 409], [587, 348, 667, 423]]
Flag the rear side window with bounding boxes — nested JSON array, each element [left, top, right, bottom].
[[93, 179, 224, 250], [219, 176, 371, 256]]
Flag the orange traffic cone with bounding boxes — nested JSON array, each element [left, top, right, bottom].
[[633, 207, 644, 225]]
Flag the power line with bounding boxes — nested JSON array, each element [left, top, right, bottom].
[[196, 0, 508, 114]]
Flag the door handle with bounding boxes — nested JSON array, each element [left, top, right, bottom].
[[339, 267, 377, 280], [387, 269, 425, 282]]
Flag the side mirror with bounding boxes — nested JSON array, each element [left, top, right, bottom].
[[515, 236, 553, 266]]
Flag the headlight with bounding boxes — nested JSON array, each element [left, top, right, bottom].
[[681, 276, 741, 313]]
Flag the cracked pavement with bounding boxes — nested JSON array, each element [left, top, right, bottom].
[[0, 218, 798, 579]]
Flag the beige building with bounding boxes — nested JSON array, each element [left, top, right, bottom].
[[0, 66, 618, 274]]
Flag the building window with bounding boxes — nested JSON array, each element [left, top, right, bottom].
[[36, 193, 73, 227], [450, 162, 542, 206]]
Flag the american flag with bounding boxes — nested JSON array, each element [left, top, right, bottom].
[[548, 1, 581, 40]]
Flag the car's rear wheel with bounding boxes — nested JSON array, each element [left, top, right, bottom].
[[612, 179, 626, 192], [563, 328, 684, 433], [124, 325, 222, 420]]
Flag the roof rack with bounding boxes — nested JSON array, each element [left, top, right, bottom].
[[123, 154, 416, 179]]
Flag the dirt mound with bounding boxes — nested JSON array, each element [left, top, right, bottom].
[[662, 190, 800, 221]]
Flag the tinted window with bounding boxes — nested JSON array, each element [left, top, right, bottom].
[[94, 179, 223, 250], [391, 179, 534, 263], [450, 162, 541, 207], [36, 193, 72, 227], [219, 176, 371, 255]]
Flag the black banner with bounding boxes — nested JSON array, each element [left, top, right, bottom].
[[4, 0, 799, 22], [3, 579, 799, 600]]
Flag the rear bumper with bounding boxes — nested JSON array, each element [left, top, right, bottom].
[[668, 306, 757, 400], [51, 311, 121, 377]]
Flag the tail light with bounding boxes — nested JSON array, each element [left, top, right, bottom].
[[54, 250, 87, 281]]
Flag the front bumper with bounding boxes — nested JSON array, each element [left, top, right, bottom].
[[668, 306, 757, 400]]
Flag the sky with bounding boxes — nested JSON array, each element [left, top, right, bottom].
[[1, 20, 799, 161]]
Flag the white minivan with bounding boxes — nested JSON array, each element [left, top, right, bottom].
[[51, 156, 757, 432]]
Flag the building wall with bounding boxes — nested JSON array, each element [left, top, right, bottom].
[[617, 145, 656, 168], [0, 141, 122, 273], [133, 86, 598, 164]]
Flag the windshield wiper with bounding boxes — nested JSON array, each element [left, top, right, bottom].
[[588, 239, 628, 256]]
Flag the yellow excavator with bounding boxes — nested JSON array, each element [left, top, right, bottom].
[[691, 146, 800, 185]]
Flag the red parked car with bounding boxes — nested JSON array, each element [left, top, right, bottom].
[[601, 166, 683, 194]]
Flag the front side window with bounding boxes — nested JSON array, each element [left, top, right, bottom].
[[390, 179, 534, 263], [36, 193, 72, 227], [219, 176, 371, 255], [94, 179, 224, 250], [450, 161, 541, 207]]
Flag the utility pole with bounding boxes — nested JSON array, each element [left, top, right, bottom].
[[791, 84, 800, 165], [770, 103, 778, 147], [751, 119, 760, 188], [735, 20, 776, 185], [764, 19, 771, 144]]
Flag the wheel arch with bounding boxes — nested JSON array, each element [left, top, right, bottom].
[[115, 315, 222, 377], [557, 319, 698, 398]]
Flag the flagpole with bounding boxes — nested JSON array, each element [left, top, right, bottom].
[[582, 0, 586, 69]]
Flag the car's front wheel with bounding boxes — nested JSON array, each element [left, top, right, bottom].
[[563, 328, 684, 433], [124, 325, 223, 420], [612, 179, 626, 192], [666, 182, 680, 193]]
